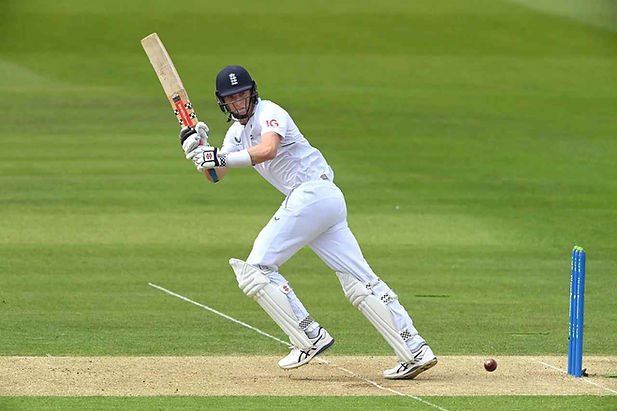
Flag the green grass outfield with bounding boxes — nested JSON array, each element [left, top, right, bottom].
[[1, 0, 616, 409], [0, 396, 614, 411]]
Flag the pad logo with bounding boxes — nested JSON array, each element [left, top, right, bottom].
[[281, 283, 291, 294], [206, 152, 213, 160], [229, 73, 238, 85]]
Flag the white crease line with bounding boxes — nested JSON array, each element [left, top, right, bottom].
[[533, 359, 617, 395], [148, 282, 289, 345], [311, 356, 447, 410], [335, 364, 449, 410], [149, 282, 449, 411]]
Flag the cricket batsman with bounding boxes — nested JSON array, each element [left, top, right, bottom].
[[179, 65, 437, 379]]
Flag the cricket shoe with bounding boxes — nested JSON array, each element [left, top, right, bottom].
[[278, 327, 335, 369], [383, 344, 438, 380]]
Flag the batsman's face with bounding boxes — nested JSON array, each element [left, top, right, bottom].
[[223, 90, 253, 117]]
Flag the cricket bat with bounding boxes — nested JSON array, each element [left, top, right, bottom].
[[140, 33, 218, 182]]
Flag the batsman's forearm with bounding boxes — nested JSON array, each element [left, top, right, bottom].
[[247, 137, 279, 164], [218, 149, 253, 168], [203, 150, 250, 183]]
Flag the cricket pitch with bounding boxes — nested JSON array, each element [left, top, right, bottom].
[[1, 355, 616, 396]]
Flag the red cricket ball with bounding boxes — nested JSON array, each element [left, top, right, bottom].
[[484, 358, 497, 372]]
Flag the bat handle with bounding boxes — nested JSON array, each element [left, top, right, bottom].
[[207, 168, 219, 183]]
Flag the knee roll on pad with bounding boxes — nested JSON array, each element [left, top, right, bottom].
[[230, 258, 312, 350], [336, 271, 413, 363]]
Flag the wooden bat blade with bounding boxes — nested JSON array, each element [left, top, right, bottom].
[[141, 33, 197, 128], [141, 33, 219, 183]]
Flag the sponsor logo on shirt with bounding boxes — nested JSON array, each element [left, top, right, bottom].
[[265, 119, 279, 128]]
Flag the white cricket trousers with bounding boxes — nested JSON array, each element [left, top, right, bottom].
[[246, 179, 422, 350]]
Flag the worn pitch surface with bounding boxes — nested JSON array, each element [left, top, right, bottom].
[[2, 356, 616, 396]]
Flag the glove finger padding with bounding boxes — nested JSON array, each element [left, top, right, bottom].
[[182, 134, 202, 156], [195, 121, 210, 145], [179, 126, 196, 145], [186, 145, 203, 161]]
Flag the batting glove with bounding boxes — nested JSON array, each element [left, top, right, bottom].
[[187, 146, 225, 171], [195, 121, 210, 142], [179, 121, 210, 156]]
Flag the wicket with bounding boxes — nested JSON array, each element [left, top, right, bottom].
[[568, 245, 586, 377]]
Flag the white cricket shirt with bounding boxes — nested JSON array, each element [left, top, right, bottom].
[[220, 99, 334, 196]]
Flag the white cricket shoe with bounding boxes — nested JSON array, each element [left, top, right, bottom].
[[383, 344, 438, 380], [278, 327, 335, 369]]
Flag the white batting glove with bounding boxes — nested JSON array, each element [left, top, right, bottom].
[[179, 127, 200, 156], [179, 121, 210, 156], [187, 145, 225, 171], [195, 121, 210, 143]]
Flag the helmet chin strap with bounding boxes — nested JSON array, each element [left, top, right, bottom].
[[227, 96, 257, 123], [227, 109, 251, 123]]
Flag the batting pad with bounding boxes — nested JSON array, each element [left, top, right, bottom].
[[336, 271, 414, 363], [230, 258, 312, 351]]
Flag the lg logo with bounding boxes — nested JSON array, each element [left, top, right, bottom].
[[265, 119, 279, 127], [229, 73, 238, 85]]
